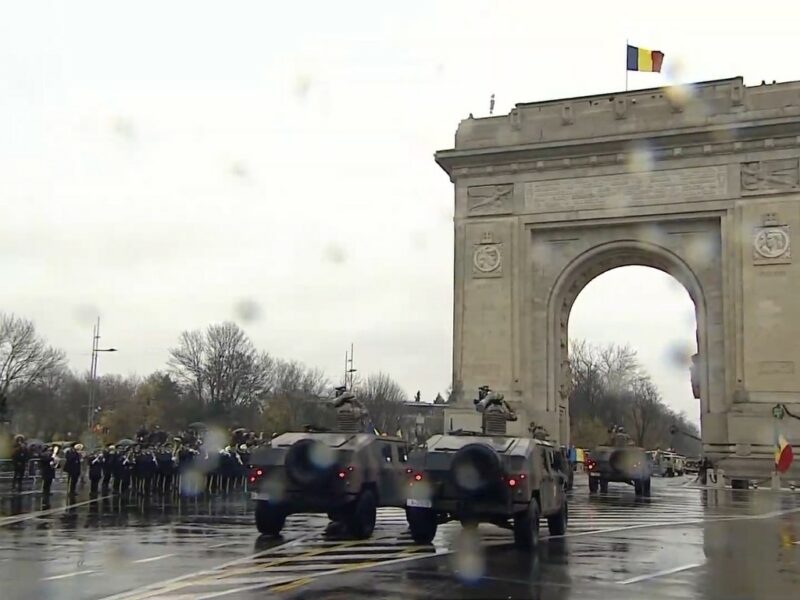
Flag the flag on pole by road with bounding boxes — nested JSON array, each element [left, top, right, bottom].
[[627, 45, 664, 73], [775, 431, 793, 473]]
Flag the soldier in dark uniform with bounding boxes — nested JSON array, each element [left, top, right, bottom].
[[136, 448, 158, 496], [236, 444, 250, 489], [88, 450, 104, 496], [113, 448, 131, 493], [39, 445, 57, 496], [64, 443, 84, 496], [102, 445, 117, 493], [10, 435, 30, 492], [176, 441, 197, 495], [156, 445, 175, 494]]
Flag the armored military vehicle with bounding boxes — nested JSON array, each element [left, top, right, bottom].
[[248, 387, 410, 538], [405, 386, 568, 549], [586, 426, 651, 496]]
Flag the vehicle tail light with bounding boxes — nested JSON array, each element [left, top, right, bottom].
[[337, 465, 355, 480], [248, 467, 264, 483], [413, 473, 423, 481], [586, 459, 596, 471], [505, 473, 525, 487]]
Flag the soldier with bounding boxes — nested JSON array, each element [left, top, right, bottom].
[[612, 426, 631, 447], [113, 448, 131, 493], [474, 386, 517, 435], [136, 447, 158, 496], [156, 444, 175, 494], [124, 448, 137, 494], [64, 443, 83, 496], [236, 444, 250, 489], [88, 450, 104, 496], [10, 435, 30, 492], [39, 445, 57, 496], [102, 445, 116, 493]]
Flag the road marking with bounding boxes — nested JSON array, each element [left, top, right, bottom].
[[41, 569, 96, 581], [0, 495, 111, 527], [133, 554, 176, 564], [98, 532, 318, 600], [618, 562, 704, 585]]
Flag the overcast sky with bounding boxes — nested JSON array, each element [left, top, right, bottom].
[[2, 1, 797, 425]]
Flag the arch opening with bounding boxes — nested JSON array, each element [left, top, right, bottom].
[[547, 241, 709, 454]]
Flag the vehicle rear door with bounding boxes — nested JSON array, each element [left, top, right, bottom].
[[539, 448, 561, 515], [376, 441, 403, 506]]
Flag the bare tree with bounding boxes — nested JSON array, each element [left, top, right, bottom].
[[0, 314, 66, 398], [168, 322, 274, 414], [628, 375, 662, 447], [356, 372, 408, 434]]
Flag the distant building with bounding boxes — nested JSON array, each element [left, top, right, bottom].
[[399, 402, 444, 444]]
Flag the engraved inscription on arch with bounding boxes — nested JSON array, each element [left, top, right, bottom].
[[524, 165, 728, 213]]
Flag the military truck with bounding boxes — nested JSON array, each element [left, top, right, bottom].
[[586, 426, 651, 496], [248, 387, 410, 539], [405, 386, 568, 549]]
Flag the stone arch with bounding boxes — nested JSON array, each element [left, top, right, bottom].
[[546, 239, 709, 440]]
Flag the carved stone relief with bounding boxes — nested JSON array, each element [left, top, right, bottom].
[[472, 231, 503, 278], [467, 184, 513, 216], [753, 213, 791, 265], [741, 159, 799, 193]]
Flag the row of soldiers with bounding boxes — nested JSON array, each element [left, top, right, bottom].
[[10, 434, 259, 497]]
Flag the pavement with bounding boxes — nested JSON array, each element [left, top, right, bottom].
[[1, 477, 799, 599]]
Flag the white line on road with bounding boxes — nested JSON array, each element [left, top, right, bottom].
[[133, 554, 176, 564], [618, 562, 704, 585], [41, 569, 96, 581], [99, 532, 319, 600], [0, 495, 111, 527]]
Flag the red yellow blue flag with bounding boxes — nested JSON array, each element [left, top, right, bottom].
[[627, 45, 664, 73], [775, 432, 793, 473]]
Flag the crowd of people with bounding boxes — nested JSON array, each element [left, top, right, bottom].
[[8, 426, 267, 498]]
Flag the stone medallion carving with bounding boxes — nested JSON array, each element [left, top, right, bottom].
[[753, 213, 791, 265], [472, 231, 502, 278]]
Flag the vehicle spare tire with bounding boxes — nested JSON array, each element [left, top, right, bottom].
[[284, 439, 335, 487], [451, 443, 502, 494], [609, 449, 643, 476]]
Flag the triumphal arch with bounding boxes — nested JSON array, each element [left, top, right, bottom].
[[436, 78, 800, 480]]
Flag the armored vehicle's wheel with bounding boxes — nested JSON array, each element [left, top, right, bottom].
[[547, 499, 568, 536], [406, 507, 437, 544], [599, 479, 609, 493], [346, 489, 377, 539], [513, 498, 540, 549], [255, 501, 286, 536], [588, 477, 598, 493]]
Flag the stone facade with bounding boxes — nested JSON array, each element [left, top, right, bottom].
[[436, 78, 800, 480]]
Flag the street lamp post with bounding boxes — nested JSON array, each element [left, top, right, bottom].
[[87, 318, 117, 431]]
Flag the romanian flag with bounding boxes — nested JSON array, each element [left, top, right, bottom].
[[775, 432, 793, 473], [627, 45, 664, 73]]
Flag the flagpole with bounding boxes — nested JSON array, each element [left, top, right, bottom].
[[625, 39, 629, 91]]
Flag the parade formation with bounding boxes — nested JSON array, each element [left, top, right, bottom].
[[8, 425, 263, 500]]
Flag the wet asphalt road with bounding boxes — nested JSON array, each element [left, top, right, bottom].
[[1, 476, 799, 599]]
